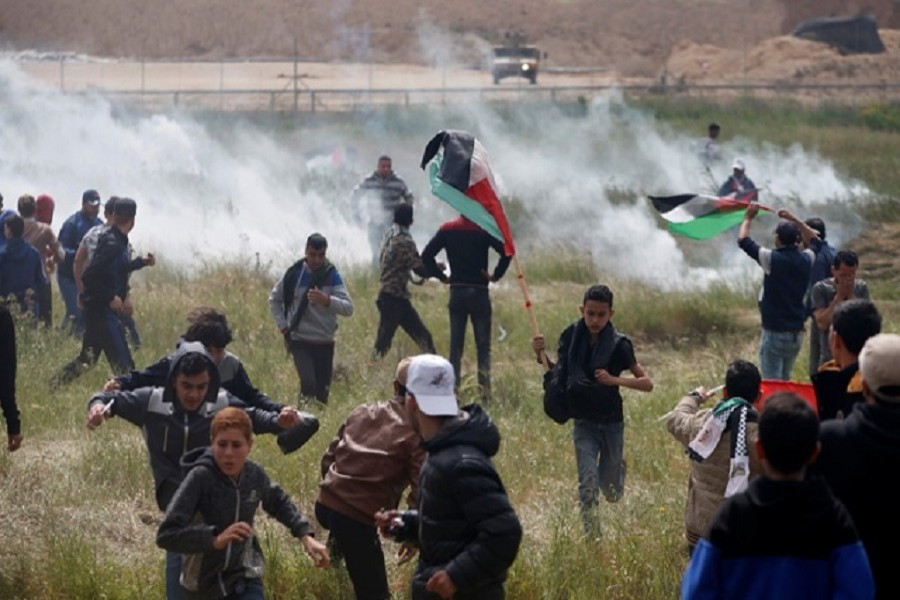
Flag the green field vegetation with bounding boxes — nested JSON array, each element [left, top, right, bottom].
[[2, 98, 900, 599]]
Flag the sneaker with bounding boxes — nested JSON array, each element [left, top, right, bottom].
[[276, 413, 320, 454]]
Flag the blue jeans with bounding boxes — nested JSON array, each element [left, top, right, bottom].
[[226, 579, 264, 600], [759, 328, 804, 381], [448, 286, 492, 400], [573, 419, 625, 536], [165, 551, 185, 600], [57, 274, 84, 334]]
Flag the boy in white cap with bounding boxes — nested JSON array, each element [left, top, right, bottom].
[[817, 333, 900, 599], [376, 354, 521, 600]]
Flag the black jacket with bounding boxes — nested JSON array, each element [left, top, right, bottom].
[[115, 339, 284, 413], [87, 342, 284, 510], [409, 404, 521, 599], [421, 217, 511, 287], [81, 225, 145, 308], [816, 402, 900, 600], [157, 447, 313, 599]]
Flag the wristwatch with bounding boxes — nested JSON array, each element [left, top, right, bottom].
[[687, 389, 703, 399]]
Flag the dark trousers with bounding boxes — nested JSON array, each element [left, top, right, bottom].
[[54, 305, 134, 386], [37, 280, 52, 328], [288, 339, 334, 404], [315, 502, 389, 600], [448, 286, 492, 400], [373, 292, 435, 358]]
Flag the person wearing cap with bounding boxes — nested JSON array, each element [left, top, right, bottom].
[[811, 299, 881, 421], [816, 333, 900, 600], [738, 205, 821, 380], [0, 304, 23, 452], [56, 189, 102, 334], [0, 214, 47, 319], [18, 194, 64, 327], [52, 198, 154, 387], [375, 354, 522, 600], [718, 158, 758, 201], [315, 357, 426, 600]]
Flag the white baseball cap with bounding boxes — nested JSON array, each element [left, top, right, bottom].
[[405, 354, 458, 416], [859, 334, 900, 404], [732, 158, 746, 171]]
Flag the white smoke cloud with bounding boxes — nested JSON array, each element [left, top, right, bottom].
[[0, 59, 872, 290]]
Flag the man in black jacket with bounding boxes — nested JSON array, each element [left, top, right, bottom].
[[421, 217, 511, 401], [376, 354, 521, 599], [52, 198, 153, 386], [816, 333, 900, 600]]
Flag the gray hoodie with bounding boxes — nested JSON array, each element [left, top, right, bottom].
[[87, 342, 283, 510], [157, 446, 313, 599]]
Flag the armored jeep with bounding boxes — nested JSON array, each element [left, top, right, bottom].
[[492, 45, 540, 84]]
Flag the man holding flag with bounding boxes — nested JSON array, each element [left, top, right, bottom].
[[419, 130, 515, 402], [738, 205, 821, 381]]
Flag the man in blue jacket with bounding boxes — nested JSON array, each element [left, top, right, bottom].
[[0, 215, 46, 318], [56, 189, 102, 333]]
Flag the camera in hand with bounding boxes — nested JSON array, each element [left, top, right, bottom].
[[386, 511, 415, 542]]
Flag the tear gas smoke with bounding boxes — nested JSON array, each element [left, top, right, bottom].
[[0, 61, 871, 290]]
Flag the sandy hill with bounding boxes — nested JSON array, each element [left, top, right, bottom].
[[1, 0, 898, 76]]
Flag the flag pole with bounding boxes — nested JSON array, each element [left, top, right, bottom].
[[512, 254, 551, 371]]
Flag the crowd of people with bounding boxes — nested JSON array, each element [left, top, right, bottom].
[[0, 149, 898, 600]]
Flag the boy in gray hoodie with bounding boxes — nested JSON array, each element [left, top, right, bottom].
[[86, 342, 300, 599], [157, 407, 329, 599]]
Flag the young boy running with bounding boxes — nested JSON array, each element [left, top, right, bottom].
[[533, 284, 653, 536], [157, 407, 329, 599]]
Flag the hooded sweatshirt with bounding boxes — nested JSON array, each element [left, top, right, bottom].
[[410, 404, 522, 600], [87, 342, 283, 510], [156, 447, 313, 600]]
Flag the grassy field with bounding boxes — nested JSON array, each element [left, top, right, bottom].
[[2, 99, 900, 599]]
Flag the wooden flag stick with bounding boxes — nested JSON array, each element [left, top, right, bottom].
[[513, 254, 550, 371]]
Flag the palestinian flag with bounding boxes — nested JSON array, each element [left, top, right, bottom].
[[420, 130, 515, 256], [649, 192, 762, 240]]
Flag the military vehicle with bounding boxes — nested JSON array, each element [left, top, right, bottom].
[[491, 45, 541, 85]]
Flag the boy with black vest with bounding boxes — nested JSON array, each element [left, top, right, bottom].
[[533, 284, 653, 537]]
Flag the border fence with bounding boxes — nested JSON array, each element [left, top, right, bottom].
[[17, 58, 900, 113]]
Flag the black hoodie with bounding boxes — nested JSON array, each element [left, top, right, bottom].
[[157, 447, 313, 600], [816, 402, 900, 600], [410, 404, 522, 600], [87, 342, 283, 510]]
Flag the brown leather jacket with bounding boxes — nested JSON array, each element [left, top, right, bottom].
[[317, 396, 425, 526]]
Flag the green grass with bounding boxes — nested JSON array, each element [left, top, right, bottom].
[[3, 250, 898, 599], [3, 97, 900, 598]]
